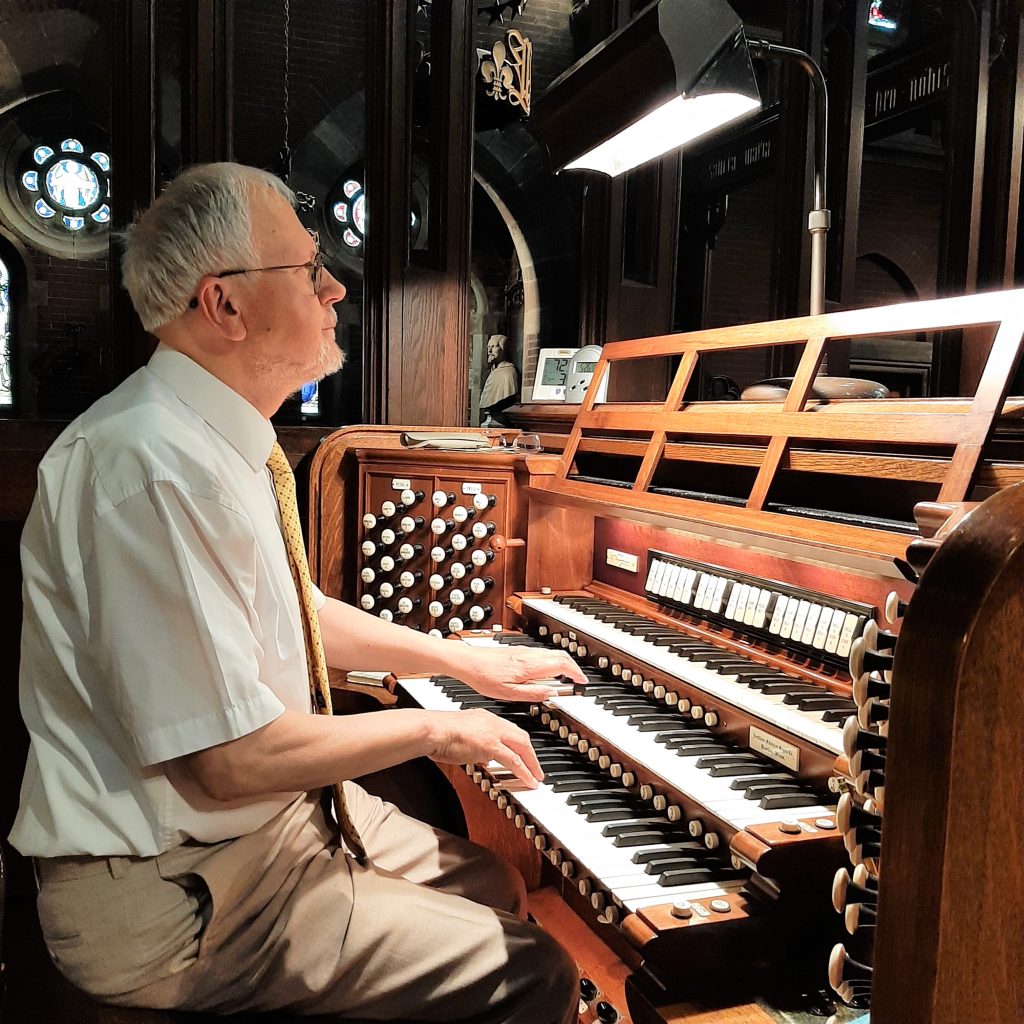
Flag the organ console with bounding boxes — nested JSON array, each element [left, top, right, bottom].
[[308, 291, 1024, 1023]]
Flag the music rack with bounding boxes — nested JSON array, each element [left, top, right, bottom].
[[542, 289, 1024, 560]]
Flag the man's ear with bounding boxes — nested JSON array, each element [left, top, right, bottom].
[[193, 280, 247, 342]]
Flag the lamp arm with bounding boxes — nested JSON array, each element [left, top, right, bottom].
[[747, 39, 830, 315]]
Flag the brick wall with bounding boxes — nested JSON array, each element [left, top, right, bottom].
[[475, 0, 576, 99], [855, 154, 943, 302], [699, 175, 776, 389], [233, 0, 365, 172]]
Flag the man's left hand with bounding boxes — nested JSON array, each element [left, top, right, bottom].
[[461, 644, 588, 703]]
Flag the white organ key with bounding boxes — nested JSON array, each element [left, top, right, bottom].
[[701, 576, 720, 612], [651, 560, 668, 594], [812, 607, 835, 649], [675, 564, 691, 600], [670, 567, 690, 604], [651, 565, 667, 598], [645, 560, 661, 592], [836, 613, 861, 658], [694, 574, 712, 608], [724, 583, 741, 619], [790, 600, 811, 640], [768, 595, 789, 634], [655, 565, 671, 598], [733, 584, 751, 622], [824, 608, 845, 654], [780, 598, 799, 639], [801, 603, 823, 645], [742, 588, 762, 626], [753, 589, 772, 628], [711, 576, 728, 613]]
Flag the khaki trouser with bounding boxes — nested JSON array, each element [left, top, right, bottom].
[[35, 784, 578, 1023]]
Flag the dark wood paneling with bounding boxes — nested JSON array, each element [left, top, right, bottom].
[[184, 0, 234, 165], [365, 0, 474, 427], [108, 0, 157, 386]]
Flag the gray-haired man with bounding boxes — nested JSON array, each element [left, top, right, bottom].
[[11, 162, 580, 1023]]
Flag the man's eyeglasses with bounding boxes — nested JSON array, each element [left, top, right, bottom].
[[188, 229, 325, 309]]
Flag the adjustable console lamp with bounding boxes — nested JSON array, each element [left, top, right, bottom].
[[530, 0, 831, 314]]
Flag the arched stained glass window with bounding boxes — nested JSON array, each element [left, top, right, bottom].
[[0, 258, 12, 406]]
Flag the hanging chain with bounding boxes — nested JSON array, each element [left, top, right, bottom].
[[280, 0, 291, 182]]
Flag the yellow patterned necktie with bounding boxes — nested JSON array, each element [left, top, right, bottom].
[[266, 441, 367, 864]]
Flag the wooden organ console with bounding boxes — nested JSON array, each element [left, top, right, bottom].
[[308, 291, 1024, 1024]]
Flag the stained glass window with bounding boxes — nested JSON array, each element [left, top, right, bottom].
[[333, 178, 367, 249], [868, 1, 899, 31], [20, 139, 111, 235], [0, 259, 12, 407]]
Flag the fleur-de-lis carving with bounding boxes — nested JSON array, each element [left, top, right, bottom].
[[480, 29, 532, 115]]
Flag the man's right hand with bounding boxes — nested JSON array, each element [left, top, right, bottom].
[[425, 708, 544, 789]]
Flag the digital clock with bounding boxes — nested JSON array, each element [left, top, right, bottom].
[[531, 347, 579, 401]]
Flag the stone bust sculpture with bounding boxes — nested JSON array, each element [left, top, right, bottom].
[[479, 334, 519, 424]]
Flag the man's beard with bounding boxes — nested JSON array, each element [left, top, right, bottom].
[[253, 331, 345, 395]]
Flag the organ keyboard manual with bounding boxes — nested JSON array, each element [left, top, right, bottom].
[[308, 290, 1024, 1024]]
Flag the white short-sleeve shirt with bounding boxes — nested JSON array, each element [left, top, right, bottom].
[[10, 345, 324, 857]]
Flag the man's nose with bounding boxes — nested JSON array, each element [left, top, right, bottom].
[[321, 269, 346, 304]]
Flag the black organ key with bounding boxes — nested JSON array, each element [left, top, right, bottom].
[[613, 829, 685, 847], [708, 762, 783, 778], [760, 792, 830, 810], [551, 778, 618, 794], [730, 774, 805, 794], [631, 842, 710, 863], [657, 866, 728, 886], [599, 818, 675, 835], [758, 681, 823, 696], [670, 743, 729, 757], [791, 695, 858, 712]]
